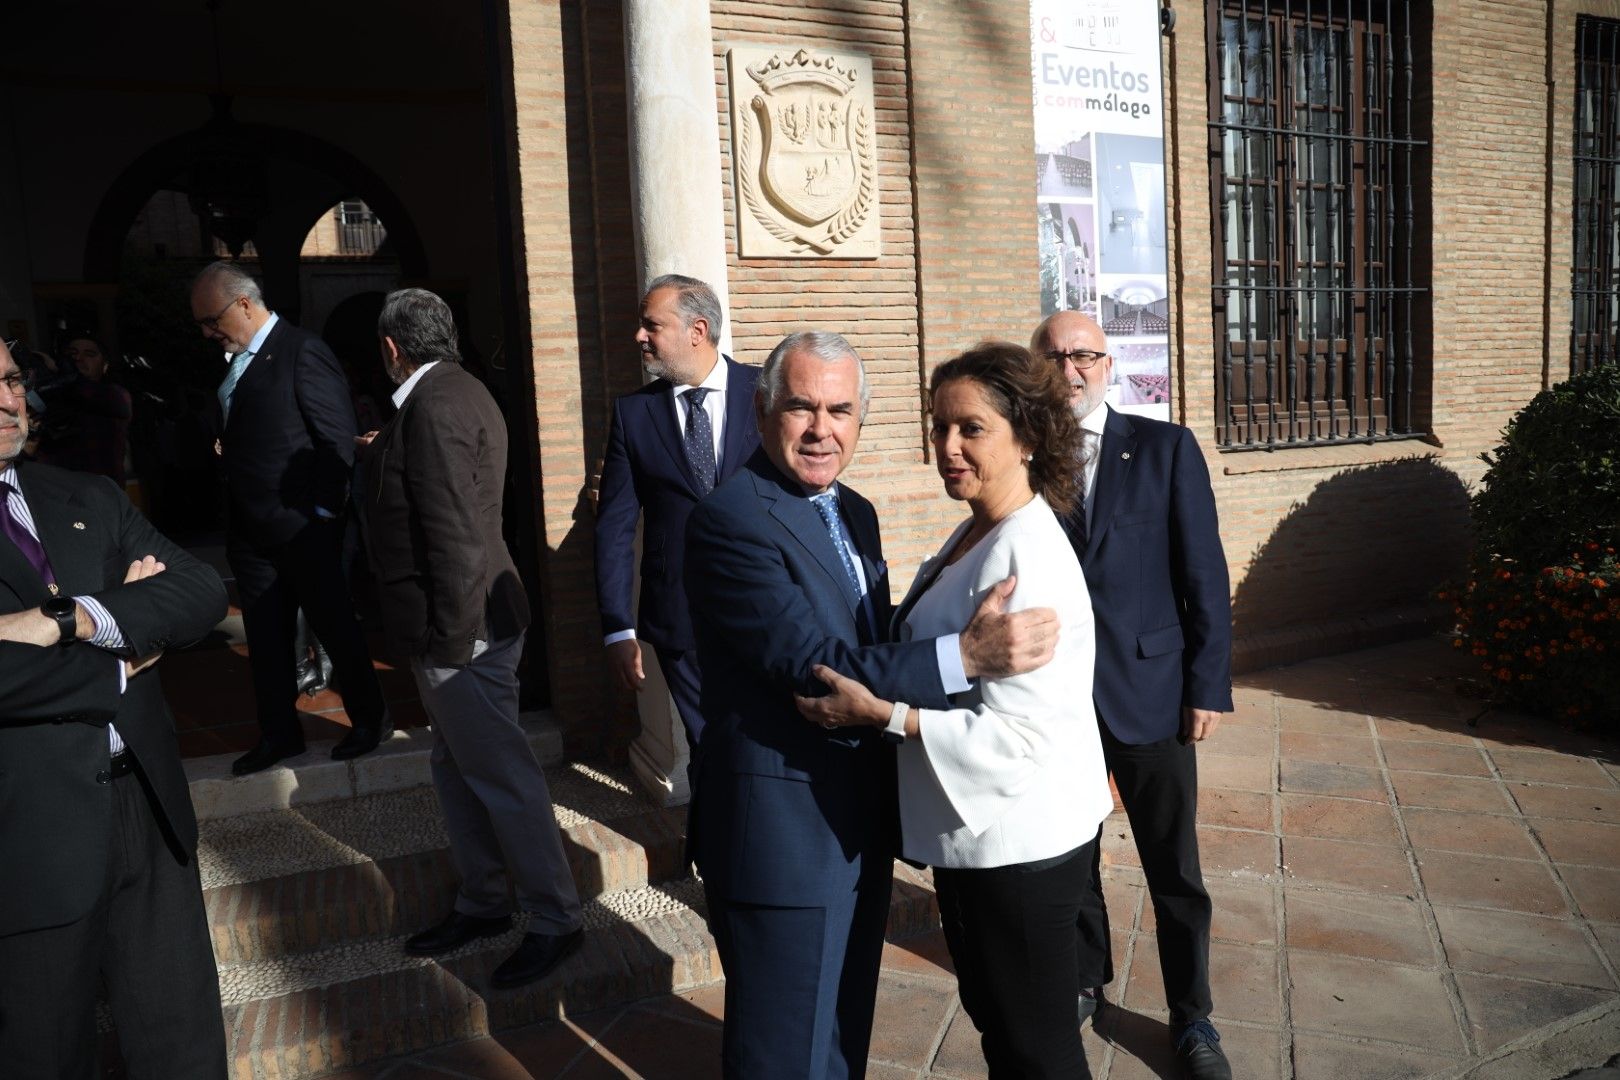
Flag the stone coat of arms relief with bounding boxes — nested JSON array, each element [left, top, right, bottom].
[[726, 45, 881, 259]]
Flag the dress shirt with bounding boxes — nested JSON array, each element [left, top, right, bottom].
[[669, 358, 728, 468], [237, 311, 279, 371], [895, 496, 1112, 868], [1078, 400, 1108, 533], [0, 464, 129, 752], [390, 360, 441, 408]]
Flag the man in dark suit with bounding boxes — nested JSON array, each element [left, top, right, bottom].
[[685, 331, 1059, 1079], [0, 338, 229, 1078], [190, 261, 388, 774], [595, 274, 760, 755], [1034, 311, 1234, 1080], [360, 289, 582, 987]]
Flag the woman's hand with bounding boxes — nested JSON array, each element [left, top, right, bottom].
[[795, 664, 890, 731]]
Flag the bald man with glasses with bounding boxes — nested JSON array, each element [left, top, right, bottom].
[[1033, 311, 1234, 1080]]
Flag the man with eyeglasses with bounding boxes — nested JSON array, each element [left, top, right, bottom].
[[190, 260, 389, 775], [0, 337, 230, 1077], [1032, 311, 1234, 1080]]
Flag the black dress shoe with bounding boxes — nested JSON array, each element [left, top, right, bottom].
[[404, 911, 512, 957], [331, 719, 393, 761], [231, 739, 306, 776], [1174, 1020, 1232, 1080], [490, 928, 583, 990]]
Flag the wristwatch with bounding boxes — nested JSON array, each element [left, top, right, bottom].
[[40, 596, 77, 646], [882, 700, 910, 744]]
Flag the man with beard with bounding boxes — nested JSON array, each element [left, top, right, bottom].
[[1032, 311, 1234, 1080], [594, 274, 760, 759]]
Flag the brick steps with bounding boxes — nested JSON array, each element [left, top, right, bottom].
[[156, 751, 945, 1080], [220, 863, 940, 1080]]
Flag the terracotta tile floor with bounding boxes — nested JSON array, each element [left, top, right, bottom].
[[162, 603, 428, 757], [304, 635, 1620, 1078]]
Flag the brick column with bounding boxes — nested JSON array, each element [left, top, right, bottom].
[[621, 0, 732, 804]]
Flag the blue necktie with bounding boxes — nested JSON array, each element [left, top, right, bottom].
[[682, 387, 717, 495], [218, 349, 253, 417], [810, 490, 863, 602]]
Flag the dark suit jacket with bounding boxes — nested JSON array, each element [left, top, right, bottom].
[[1065, 407, 1233, 744], [683, 450, 951, 906], [219, 317, 359, 549], [0, 463, 227, 935], [595, 356, 760, 651], [361, 362, 528, 667]]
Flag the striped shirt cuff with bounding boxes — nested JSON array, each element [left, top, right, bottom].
[[74, 595, 128, 652]]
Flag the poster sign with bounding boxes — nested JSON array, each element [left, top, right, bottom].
[[1031, 0, 1170, 419]]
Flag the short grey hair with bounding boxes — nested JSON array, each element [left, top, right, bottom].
[[759, 331, 870, 421], [377, 288, 461, 367], [646, 274, 723, 345], [195, 260, 265, 308]]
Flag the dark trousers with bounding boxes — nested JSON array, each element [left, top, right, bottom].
[[704, 860, 891, 1080], [1077, 725, 1212, 1025], [654, 645, 705, 751], [935, 841, 1096, 1080], [0, 755, 225, 1080], [230, 518, 385, 747]]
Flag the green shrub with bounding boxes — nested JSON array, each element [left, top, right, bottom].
[[1448, 363, 1620, 722]]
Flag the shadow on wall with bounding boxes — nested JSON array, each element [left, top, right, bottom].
[[1231, 455, 1472, 664]]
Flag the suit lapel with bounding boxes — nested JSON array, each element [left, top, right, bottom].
[[719, 356, 755, 480], [1085, 406, 1137, 561], [644, 385, 701, 496], [11, 466, 93, 599], [223, 318, 285, 434], [755, 466, 861, 622]]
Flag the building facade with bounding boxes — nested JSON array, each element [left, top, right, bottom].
[[1, 0, 1608, 764]]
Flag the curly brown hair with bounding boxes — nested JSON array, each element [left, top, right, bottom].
[[928, 341, 1083, 515]]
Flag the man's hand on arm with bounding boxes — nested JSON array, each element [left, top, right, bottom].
[[1180, 707, 1223, 744], [116, 555, 167, 678], [607, 638, 646, 692], [957, 575, 1059, 679]]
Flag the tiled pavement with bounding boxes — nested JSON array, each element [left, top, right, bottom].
[[195, 635, 1620, 1078]]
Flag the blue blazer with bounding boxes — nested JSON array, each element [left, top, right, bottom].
[[594, 356, 760, 651], [683, 451, 951, 905], [1065, 407, 1233, 744]]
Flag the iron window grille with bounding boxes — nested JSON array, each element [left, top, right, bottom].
[[1208, 0, 1426, 448], [1574, 16, 1620, 376]]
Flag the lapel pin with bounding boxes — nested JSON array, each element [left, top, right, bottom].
[[1121, 452, 1131, 460], [73, 521, 86, 529]]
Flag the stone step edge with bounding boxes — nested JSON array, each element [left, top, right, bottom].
[[185, 712, 563, 821], [217, 864, 939, 1080], [205, 805, 690, 965]]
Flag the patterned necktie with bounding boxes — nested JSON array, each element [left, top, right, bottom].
[[218, 349, 254, 418], [1072, 429, 1100, 550], [810, 490, 863, 601], [682, 387, 716, 495], [0, 480, 58, 590]]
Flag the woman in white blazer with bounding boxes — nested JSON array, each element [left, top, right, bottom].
[[798, 342, 1112, 1078]]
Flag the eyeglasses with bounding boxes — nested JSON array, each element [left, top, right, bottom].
[[1044, 348, 1109, 370], [195, 296, 244, 331], [0, 368, 32, 399]]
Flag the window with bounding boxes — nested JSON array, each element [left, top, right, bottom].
[[1208, 0, 1426, 448], [1574, 16, 1620, 375]]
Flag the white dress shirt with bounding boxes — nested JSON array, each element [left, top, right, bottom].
[[895, 496, 1112, 869]]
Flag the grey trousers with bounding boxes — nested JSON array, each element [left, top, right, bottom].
[[411, 632, 582, 934]]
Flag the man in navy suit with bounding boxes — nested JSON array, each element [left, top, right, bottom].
[[191, 261, 389, 775], [594, 274, 761, 755], [685, 331, 1059, 1079], [1034, 312, 1234, 1080]]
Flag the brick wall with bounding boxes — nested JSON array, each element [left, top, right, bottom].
[[511, 0, 1590, 743]]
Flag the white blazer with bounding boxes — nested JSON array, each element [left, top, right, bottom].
[[894, 495, 1113, 869]]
